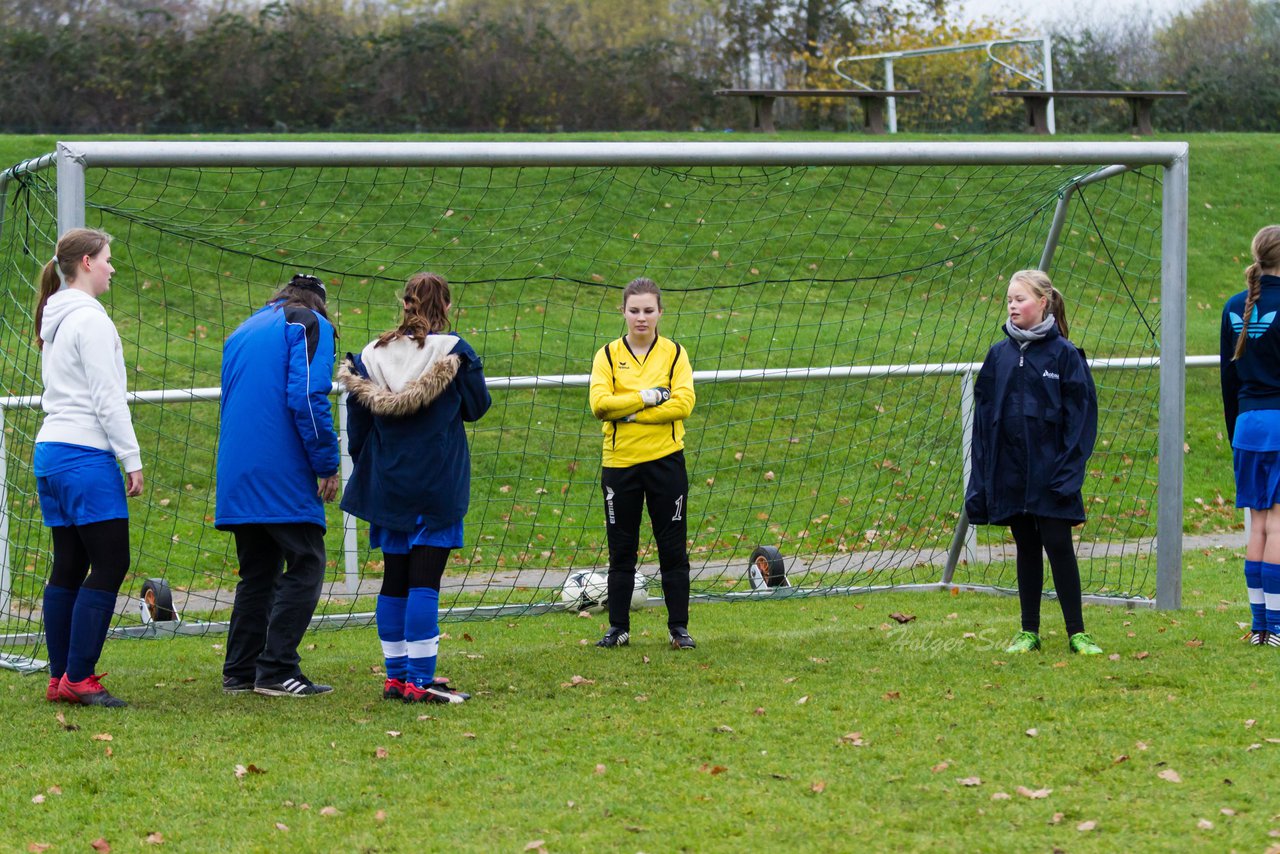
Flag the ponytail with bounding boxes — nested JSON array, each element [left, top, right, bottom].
[[1233, 262, 1264, 361], [375, 272, 452, 349], [1047, 286, 1070, 340], [36, 228, 112, 350]]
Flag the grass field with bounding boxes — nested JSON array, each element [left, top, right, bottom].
[[2, 548, 1276, 852], [0, 131, 1276, 852]]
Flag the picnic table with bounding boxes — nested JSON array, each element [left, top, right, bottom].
[[715, 89, 922, 134], [993, 90, 1188, 136]]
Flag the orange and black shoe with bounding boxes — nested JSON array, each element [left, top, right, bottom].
[[402, 680, 468, 704], [58, 673, 128, 708], [46, 676, 61, 702]]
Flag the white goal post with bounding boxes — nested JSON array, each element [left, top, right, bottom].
[[0, 140, 1188, 671]]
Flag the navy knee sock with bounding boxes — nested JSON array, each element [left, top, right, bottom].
[[42, 584, 79, 679], [66, 587, 116, 682], [376, 594, 408, 681]]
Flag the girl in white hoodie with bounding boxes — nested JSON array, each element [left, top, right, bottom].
[[34, 228, 143, 708]]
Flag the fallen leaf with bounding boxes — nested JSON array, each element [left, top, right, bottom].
[[462, 633, 474, 643], [27, 845, 52, 853], [374, 810, 387, 822], [524, 841, 546, 853], [1221, 807, 1236, 816], [1246, 719, 1256, 728], [561, 675, 596, 688], [1077, 820, 1097, 832], [889, 612, 916, 624], [1186, 639, 1203, 648], [1049, 812, 1064, 825], [461, 733, 476, 740], [932, 762, 950, 773], [145, 833, 164, 844], [595, 764, 607, 774], [386, 731, 401, 738], [47, 787, 61, 796], [1135, 651, 1150, 660], [92, 733, 113, 742], [375, 747, 389, 759], [274, 823, 288, 832], [1114, 754, 1129, 764], [796, 695, 809, 705], [753, 707, 766, 716], [1158, 769, 1183, 783], [698, 764, 728, 775], [54, 712, 78, 731], [883, 691, 901, 700], [991, 792, 1011, 800], [958, 777, 982, 786], [234, 764, 265, 779], [810, 781, 826, 793], [1025, 728, 1038, 737], [320, 806, 338, 816], [91, 840, 110, 853], [715, 725, 734, 733], [763, 470, 775, 481], [1197, 819, 1214, 829], [1016, 786, 1051, 799], [839, 732, 866, 746], [31, 794, 45, 804]]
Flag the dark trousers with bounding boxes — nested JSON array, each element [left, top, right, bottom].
[[223, 523, 326, 683], [1008, 514, 1086, 636], [602, 451, 690, 631]]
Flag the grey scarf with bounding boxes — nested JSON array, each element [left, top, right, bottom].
[[1004, 315, 1057, 350]]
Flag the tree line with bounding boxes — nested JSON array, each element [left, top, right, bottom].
[[0, 0, 1275, 134]]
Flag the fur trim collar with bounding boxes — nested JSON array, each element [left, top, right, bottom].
[[339, 355, 459, 417]]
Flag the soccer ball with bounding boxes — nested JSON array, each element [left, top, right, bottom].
[[630, 572, 650, 611], [561, 570, 608, 613]]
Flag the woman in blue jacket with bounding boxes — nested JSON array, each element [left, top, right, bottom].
[[1220, 225, 1280, 647], [965, 269, 1102, 655], [339, 272, 491, 704]]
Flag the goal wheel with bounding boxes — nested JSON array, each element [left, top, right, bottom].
[[140, 578, 177, 623], [747, 546, 788, 589]]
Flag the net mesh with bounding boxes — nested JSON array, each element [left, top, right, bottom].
[[0, 151, 1167, 666]]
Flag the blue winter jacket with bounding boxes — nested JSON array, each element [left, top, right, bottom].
[[965, 324, 1098, 525], [215, 301, 340, 529], [338, 334, 491, 532], [1220, 274, 1280, 442]]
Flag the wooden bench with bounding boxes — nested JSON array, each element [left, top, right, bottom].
[[715, 88, 922, 134], [993, 89, 1188, 136]]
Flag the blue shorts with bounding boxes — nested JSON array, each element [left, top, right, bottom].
[[1233, 448, 1280, 510], [369, 520, 463, 555], [35, 445, 128, 527]]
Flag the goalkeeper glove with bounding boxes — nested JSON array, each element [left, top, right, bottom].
[[639, 387, 671, 407]]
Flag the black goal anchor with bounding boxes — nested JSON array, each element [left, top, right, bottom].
[[139, 578, 179, 623]]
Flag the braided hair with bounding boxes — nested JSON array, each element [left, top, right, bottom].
[[1233, 225, 1280, 361], [375, 272, 451, 349]]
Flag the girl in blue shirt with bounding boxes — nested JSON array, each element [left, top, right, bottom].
[[1220, 224, 1280, 646]]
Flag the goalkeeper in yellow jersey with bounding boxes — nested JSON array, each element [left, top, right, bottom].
[[589, 278, 697, 649]]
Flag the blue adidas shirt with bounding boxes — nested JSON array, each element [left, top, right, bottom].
[[1221, 274, 1280, 443]]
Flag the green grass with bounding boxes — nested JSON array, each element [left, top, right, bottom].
[[2, 549, 1275, 851]]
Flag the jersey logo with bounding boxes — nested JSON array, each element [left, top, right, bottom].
[[617, 360, 630, 370], [1230, 307, 1277, 338], [1042, 370, 1059, 380], [605, 486, 616, 524]]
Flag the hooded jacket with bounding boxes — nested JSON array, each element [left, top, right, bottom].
[[215, 301, 340, 529], [339, 332, 491, 532], [36, 288, 142, 472], [964, 324, 1098, 525]]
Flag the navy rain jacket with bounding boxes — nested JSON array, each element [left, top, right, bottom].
[[215, 301, 340, 529], [338, 335, 491, 532], [965, 324, 1098, 525]]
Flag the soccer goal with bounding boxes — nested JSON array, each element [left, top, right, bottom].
[[0, 141, 1188, 672]]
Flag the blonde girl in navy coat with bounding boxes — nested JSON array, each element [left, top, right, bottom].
[[965, 269, 1102, 655]]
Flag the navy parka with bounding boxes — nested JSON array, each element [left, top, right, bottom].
[[338, 336, 491, 533], [965, 324, 1098, 526]]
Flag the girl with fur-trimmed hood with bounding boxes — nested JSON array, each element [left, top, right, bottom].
[[339, 273, 491, 704]]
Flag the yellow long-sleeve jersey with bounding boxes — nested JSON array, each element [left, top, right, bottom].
[[589, 335, 695, 467]]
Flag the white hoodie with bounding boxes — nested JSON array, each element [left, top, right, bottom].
[[35, 289, 142, 473]]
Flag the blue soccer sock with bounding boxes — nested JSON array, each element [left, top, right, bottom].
[[376, 594, 408, 681], [404, 587, 440, 688], [1245, 560, 1267, 632], [65, 587, 116, 683], [1262, 562, 1280, 635], [42, 584, 79, 680]]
